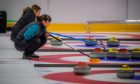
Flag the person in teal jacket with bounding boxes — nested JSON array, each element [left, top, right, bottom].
[[14, 14, 51, 59]]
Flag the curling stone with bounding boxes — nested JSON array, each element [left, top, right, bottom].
[[106, 48, 118, 59], [74, 62, 91, 75], [131, 48, 140, 59], [85, 36, 97, 46], [107, 37, 120, 47], [117, 64, 135, 79], [90, 48, 105, 59], [50, 36, 63, 46], [89, 58, 101, 64], [116, 48, 131, 60]]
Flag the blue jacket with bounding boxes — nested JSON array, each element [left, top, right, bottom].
[[16, 21, 46, 41]]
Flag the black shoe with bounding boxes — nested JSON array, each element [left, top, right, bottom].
[[23, 54, 32, 60], [31, 54, 39, 58]]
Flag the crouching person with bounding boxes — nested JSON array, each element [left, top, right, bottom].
[[14, 14, 51, 59]]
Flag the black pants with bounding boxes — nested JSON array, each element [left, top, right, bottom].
[[14, 34, 47, 55]]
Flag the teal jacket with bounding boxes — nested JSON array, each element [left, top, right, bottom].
[[24, 23, 46, 40]]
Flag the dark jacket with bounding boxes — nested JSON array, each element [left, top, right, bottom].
[[11, 8, 36, 41]]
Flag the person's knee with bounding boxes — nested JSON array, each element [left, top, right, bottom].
[[40, 35, 47, 46], [14, 39, 26, 51], [31, 38, 41, 48], [40, 38, 47, 47], [11, 33, 17, 42]]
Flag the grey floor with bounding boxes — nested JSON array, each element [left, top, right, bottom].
[[0, 33, 48, 84]]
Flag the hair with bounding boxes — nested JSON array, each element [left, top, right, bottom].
[[22, 4, 40, 15], [38, 14, 51, 22], [31, 4, 41, 12]]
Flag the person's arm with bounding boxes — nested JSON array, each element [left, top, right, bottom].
[[24, 24, 40, 40]]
